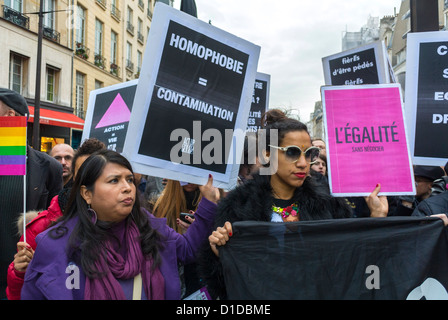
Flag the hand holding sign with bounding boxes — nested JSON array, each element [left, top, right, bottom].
[[199, 174, 220, 204], [364, 183, 389, 218]]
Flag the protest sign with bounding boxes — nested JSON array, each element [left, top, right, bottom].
[[221, 218, 448, 300], [405, 31, 448, 166], [246, 72, 270, 132], [321, 84, 415, 196], [82, 80, 138, 153], [322, 40, 391, 86], [123, 3, 260, 189]]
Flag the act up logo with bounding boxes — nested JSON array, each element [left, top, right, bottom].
[[82, 80, 138, 153]]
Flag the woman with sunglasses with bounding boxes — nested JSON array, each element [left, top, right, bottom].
[[198, 109, 389, 299]]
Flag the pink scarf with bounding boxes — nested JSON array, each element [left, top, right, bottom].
[[84, 220, 164, 300]]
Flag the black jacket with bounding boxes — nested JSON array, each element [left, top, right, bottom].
[[26, 146, 63, 211], [197, 173, 352, 299], [412, 191, 448, 217]]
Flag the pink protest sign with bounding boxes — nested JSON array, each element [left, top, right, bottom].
[[321, 84, 415, 196]]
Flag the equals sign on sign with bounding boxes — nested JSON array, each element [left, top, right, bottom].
[[198, 77, 207, 86]]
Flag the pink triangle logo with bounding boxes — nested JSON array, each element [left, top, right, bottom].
[[95, 93, 131, 129]]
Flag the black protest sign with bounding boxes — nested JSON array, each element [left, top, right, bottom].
[[322, 41, 389, 86], [124, 3, 260, 189], [414, 42, 448, 158], [406, 32, 448, 165], [82, 81, 137, 153], [247, 73, 270, 132], [137, 21, 248, 174]]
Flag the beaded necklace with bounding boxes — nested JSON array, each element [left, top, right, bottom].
[[272, 202, 299, 219]]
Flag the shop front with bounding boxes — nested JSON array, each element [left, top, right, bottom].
[[27, 106, 84, 152]]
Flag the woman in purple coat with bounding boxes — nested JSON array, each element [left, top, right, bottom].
[[21, 150, 218, 300]]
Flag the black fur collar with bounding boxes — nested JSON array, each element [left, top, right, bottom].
[[214, 173, 351, 228]]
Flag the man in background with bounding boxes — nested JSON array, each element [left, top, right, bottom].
[[49, 143, 74, 186]]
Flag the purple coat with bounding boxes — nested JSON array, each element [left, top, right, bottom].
[[20, 197, 217, 300]]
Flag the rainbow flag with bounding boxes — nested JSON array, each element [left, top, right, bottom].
[[0, 117, 27, 176]]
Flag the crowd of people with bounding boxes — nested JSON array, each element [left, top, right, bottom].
[[1, 87, 447, 300]]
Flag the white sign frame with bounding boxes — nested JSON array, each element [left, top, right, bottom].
[[122, 3, 260, 189], [405, 31, 448, 166], [322, 40, 390, 86], [82, 79, 139, 150]]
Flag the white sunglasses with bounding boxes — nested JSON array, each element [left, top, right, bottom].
[[269, 145, 320, 164]]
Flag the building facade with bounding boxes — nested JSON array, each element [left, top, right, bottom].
[[0, 0, 81, 151], [1, 0, 171, 150], [71, 0, 159, 147]]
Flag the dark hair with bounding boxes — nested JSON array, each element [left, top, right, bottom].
[[260, 109, 309, 154], [51, 149, 160, 277], [71, 138, 106, 175], [58, 138, 107, 215]]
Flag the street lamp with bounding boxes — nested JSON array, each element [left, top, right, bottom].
[[25, 2, 70, 151], [33, 0, 43, 151]]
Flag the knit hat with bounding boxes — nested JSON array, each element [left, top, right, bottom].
[[0, 87, 29, 116]]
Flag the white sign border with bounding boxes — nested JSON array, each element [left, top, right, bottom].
[[82, 79, 139, 145], [122, 3, 260, 190], [405, 31, 448, 166], [322, 40, 389, 86]]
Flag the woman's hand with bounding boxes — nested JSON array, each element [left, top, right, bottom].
[[199, 174, 220, 204], [209, 221, 233, 257], [365, 183, 388, 218], [431, 214, 448, 226], [176, 210, 195, 231], [13, 242, 34, 273]]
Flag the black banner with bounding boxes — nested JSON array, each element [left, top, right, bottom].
[[220, 218, 448, 299], [414, 42, 448, 158], [137, 20, 249, 174]]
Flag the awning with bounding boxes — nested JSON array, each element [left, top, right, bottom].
[[28, 106, 84, 130]]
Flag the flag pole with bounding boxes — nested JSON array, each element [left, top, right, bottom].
[[23, 115, 27, 244]]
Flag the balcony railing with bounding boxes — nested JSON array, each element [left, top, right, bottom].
[[111, 3, 121, 21], [2, 5, 29, 29], [126, 22, 134, 35], [138, 0, 144, 10], [110, 62, 120, 77], [43, 26, 60, 43], [96, 0, 107, 10], [75, 42, 90, 60], [126, 59, 134, 72], [94, 54, 106, 69], [137, 31, 144, 44]]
